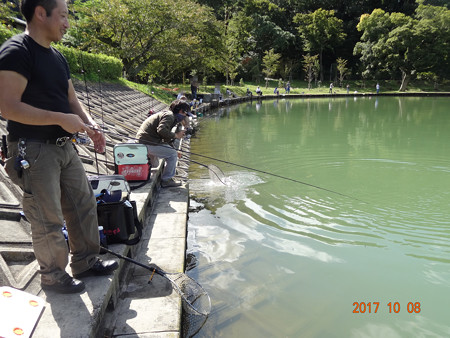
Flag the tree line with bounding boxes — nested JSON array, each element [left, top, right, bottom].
[[0, 0, 449, 91]]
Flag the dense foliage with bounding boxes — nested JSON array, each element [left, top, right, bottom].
[[56, 44, 123, 80], [0, 22, 14, 42], [355, 4, 450, 90], [69, 0, 225, 84], [1, 0, 449, 90]]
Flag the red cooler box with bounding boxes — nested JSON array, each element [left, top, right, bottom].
[[114, 143, 150, 181]]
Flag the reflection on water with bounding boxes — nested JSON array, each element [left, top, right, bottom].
[[186, 97, 450, 337]]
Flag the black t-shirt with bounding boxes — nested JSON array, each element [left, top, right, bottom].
[[0, 33, 72, 139]]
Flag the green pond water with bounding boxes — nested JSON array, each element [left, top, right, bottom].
[[185, 96, 450, 338]]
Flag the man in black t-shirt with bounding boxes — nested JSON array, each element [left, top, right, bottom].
[[0, 0, 118, 294]]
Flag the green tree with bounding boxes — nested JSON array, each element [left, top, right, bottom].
[[354, 10, 411, 90], [413, 2, 450, 81], [262, 48, 281, 88], [251, 13, 296, 58], [312, 57, 320, 86], [223, 11, 253, 85], [0, 1, 21, 27], [336, 57, 349, 87], [223, 59, 240, 86], [302, 54, 319, 90], [232, 0, 296, 57], [294, 9, 346, 82], [200, 0, 297, 82], [1, 3, 12, 24], [280, 59, 296, 83], [70, 0, 225, 82], [354, 5, 449, 91], [0, 0, 22, 45]]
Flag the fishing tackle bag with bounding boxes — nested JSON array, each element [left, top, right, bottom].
[[88, 174, 142, 245], [96, 199, 142, 245]]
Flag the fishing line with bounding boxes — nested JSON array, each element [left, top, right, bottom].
[[186, 159, 227, 185], [189, 152, 367, 203], [86, 126, 365, 203]]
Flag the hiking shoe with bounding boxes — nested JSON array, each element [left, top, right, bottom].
[[73, 259, 119, 279], [161, 178, 182, 188], [41, 273, 85, 294]]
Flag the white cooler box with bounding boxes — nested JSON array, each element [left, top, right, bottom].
[[113, 143, 150, 181]]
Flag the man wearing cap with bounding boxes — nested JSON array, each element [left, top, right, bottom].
[[136, 99, 189, 187]]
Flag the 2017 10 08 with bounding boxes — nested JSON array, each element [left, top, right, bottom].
[[353, 301, 421, 314]]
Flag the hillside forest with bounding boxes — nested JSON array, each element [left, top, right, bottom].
[[0, 0, 449, 91]]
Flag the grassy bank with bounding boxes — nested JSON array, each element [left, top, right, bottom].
[[78, 77, 450, 105]]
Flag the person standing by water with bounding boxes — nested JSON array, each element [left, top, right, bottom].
[[285, 81, 291, 94], [329, 83, 334, 94], [376, 83, 380, 94], [0, 0, 118, 294], [190, 79, 198, 100]]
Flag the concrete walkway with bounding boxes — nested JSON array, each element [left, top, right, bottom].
[[26, 146, 189, 337], [102, 184, 188, 337]]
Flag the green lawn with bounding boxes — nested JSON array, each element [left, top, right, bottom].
[[196, 79, 449, 97], [84, 77, 450, 105]]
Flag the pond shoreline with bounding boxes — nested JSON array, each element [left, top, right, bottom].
[[192, 91, 450, 112]]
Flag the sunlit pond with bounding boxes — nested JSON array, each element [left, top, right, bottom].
[[185, 96, 450, 338]]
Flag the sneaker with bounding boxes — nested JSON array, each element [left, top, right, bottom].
[[161, 178, 182, 188], [73, 258, 119, 278], [41, 273, 85, 294]]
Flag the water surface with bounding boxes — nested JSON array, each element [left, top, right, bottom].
[[186, 96, 450, 337]]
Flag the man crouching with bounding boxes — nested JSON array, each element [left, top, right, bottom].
[[136, 99, 189, 187]]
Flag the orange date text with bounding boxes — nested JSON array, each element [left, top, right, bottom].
[[353, 302, 421, 314]]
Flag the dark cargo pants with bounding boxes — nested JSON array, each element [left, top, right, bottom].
[[5, 139, 100, 284]]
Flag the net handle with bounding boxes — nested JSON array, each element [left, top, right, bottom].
[[101, 246, 211, 316]]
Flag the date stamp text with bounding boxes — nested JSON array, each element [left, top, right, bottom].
[[353, 302, 421, 314]]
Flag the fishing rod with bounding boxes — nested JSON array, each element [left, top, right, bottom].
[[73, 7, 101, 174], [80, 63, 100, 174], [86, 126, 366, 203], [96, 61, 109, 171]]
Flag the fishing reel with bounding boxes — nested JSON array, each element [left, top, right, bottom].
[[72, 132, 91, 145]]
